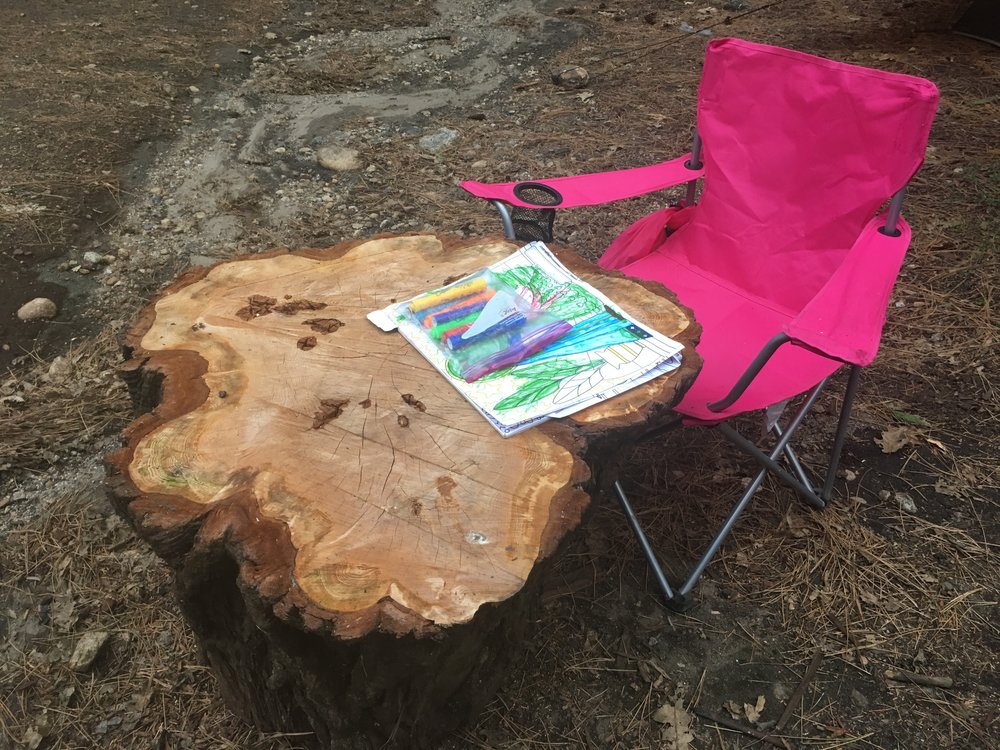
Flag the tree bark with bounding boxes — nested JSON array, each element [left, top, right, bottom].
[[106, 234, 700, 747]]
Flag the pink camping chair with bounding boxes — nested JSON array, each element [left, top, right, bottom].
[[461, 38, 939, 610]]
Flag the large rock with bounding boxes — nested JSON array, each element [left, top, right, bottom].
[[17, 298, 58, 321], [316, 146, 361, 171], [551, 65, 589, 89], [418, 127, 459, 154]]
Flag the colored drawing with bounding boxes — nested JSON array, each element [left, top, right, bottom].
[[492, 358, 602, 411]]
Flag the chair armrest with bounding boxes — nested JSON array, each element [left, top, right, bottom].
[[706, 333, 791, 413], [710, 212, 911, 413], [783, 214, 911, 366], [460, 154, 704, 209]]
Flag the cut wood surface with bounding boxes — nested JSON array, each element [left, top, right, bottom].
[[111, 234, 697, 633], [106, 234, 699, 746]]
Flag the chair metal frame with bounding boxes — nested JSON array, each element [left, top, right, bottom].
[[614, 357, 863, 612]]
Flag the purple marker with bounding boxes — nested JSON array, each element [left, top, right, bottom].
[[429, 297, 491, 328], [462, 320, 573, 382]]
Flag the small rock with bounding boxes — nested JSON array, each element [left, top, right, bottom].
[[896, 492, 917, 514], [17, 297, 58, 321], [22, 728, 44, 750], [850, 688, 869, 709], [316, 146, 361, 171], [68, 631, 110, 671], [264, 31, 278, 40], [418, 127, 459, 154], [82, 250, 104, 267], [723, 0, 753, 10], [94, 716, 122, 736], [551, 65, 590, 88], [47, 356, 74, 382], [678, 20, 712, 36]]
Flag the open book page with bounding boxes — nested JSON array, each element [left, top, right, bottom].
[[368, 242, 684, 436]]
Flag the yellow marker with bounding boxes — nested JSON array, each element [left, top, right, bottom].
[[408, 277, 488, 313]]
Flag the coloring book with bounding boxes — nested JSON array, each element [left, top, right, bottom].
[[368, 242, 684, 436]]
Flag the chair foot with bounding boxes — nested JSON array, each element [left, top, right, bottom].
[[665, 591, 695, 613]]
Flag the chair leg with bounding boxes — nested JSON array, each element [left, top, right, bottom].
[[719, 425, 826, 509], [821, 365, 862, 503], [615, 378, 831, 611], [718, 376, 832, 509], [615, 463, 769, 613], [727, 366, 861, 508], [771, 425, 816, 495], [490, 200, 516, 240], [615, 371, 864, 610], [613, 481, 688, 610]]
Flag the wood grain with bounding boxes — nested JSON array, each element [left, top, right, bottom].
[[106, 234, 699, 747]]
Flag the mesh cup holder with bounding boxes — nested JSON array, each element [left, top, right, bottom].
[[510, 182, 562, 242]]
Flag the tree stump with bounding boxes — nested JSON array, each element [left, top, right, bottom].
[[106, 234, 700, 748]]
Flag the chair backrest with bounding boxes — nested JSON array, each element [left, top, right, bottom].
[[675, 38, 939, 312]]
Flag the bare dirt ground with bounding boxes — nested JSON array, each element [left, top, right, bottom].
[[1, 0, 998, 748]]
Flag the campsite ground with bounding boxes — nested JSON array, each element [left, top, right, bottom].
[[1, 0, 997, 748]]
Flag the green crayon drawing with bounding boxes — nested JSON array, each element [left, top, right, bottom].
[[495, 265, 603, 321], [493, 358, 601, 411]]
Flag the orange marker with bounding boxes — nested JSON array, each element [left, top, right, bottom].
[[421, 289, 497, 328], [408, 277, 488, 313]]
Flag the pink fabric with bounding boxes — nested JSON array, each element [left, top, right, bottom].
[[621, 247, 843, 422], [668, 38, 938, 313], [460, 155, 703, 209], [784, 216, 911, 366], [604, 38, 938, 420], [600, 206, 689, 268]]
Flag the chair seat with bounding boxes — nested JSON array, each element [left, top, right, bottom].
[[621, 249, 842, 423]]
